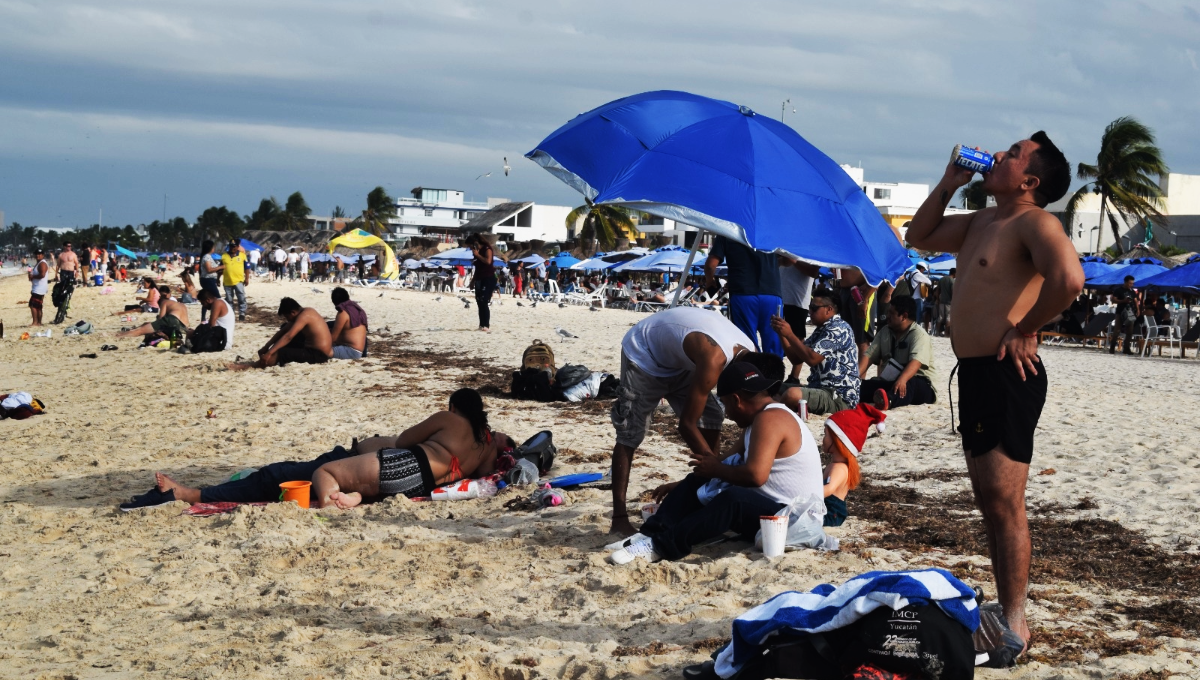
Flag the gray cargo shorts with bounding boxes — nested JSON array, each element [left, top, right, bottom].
[[611, 350, 725, 449]]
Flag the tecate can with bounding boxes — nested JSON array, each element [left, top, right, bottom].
[[951, 144, 994, 174]]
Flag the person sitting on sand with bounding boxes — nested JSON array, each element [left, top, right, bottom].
[[115, 277, 161, 314], [186, 289, 235, 351], [608, 362, 826, 564], [328, 287, 368, 359], [858, 295, 938, 411], [116, 286, 188, 343], [120, 388, 515, 510], [233, 297, 333, 369], [819, 404, 886, 527]]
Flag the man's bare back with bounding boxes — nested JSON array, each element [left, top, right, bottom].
[[160, 298, 189, 327], [332, 309, 366, 351], [287, 308, 334, 355], [312, 410, 510, 508]]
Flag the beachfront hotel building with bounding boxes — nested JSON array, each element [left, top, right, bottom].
[[1051, 172, 1200, 255]]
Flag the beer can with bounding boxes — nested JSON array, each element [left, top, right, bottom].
[[951, 144, 994, 173]]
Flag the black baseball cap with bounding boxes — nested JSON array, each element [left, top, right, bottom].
[[716, 361, 781, 398], [34, 248, 44, 255]]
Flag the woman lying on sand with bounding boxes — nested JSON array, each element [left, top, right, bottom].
[[120, 389, 516, 511]]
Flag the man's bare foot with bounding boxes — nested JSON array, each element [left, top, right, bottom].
[[327, 491, 363, 509], [155, 472, 201, 504], [610, 516, 637, 537]]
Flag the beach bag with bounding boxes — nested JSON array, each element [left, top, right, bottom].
[[51, 280, 72, 308], [555, 364, 591, 390], [893, 275, 912, 299], [521, 340, 556, 372], [191, 324, 228, 353], [62, 320, 93, 336], [510, 368, 557, 402], [512, 430, 556, 475], [596, 374, 621, 399], [727, 604, 974, 680]]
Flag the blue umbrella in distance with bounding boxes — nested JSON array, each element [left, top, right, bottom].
[[527, 90, 909, 287]]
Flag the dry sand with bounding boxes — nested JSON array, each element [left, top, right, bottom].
[[2, 270, 1199, 679]]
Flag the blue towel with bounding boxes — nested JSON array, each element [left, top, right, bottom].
[[713, 568, 979, 678]]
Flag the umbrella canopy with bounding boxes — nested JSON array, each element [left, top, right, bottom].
[[429, 248, 504, 267], [1080, 259, 1118, 280], [612, 248, 707, 273], [928, 258, 956, 273], [571, 257, 618, 271], [1140, 259, 1200, 294], [515, 254, 547, 265], [527, 90, 910, 286], [113, 244, 137, 259], [1086, 261, 1169, 287], [328, 229, 398, 279], [551, 253, 582, 268], [239, 238, 264, 252]]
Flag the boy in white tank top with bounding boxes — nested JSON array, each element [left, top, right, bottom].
[[609, 362, 829, 564]]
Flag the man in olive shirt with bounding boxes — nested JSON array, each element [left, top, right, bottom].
[[859, 295, 938, 410]]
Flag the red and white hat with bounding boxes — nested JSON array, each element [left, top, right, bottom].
[[825, 404, 887, 455]]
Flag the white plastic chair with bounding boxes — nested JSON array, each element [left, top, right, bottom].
[[1141, 315, 1181, 358]]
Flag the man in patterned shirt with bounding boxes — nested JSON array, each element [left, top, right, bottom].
[[771, 288, 861, 415]]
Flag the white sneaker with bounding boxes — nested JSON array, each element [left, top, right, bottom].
[[610, 539, 660, 565], [605, 532, 650, 551]]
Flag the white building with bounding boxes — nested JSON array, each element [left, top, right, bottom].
[[1051, 172, 1200, 254], [460, 201, 574, 243]]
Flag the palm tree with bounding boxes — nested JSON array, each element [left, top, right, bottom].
[[331, 205, 346, 218], [353, 186, 397, 238], [275, 191, 312, 231], [960, 179, 987, 210], [565, 199, 636, 251], [247, 197, 281, 231], [1064, 116, 1169, 255]]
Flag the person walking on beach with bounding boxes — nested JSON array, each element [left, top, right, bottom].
[[469, 234, 497, 332], [220, 241, 248, 322], [906, 132, 1083, 660], [608, 307, 754, 536], [705, 235, 784, 357], [1109, 275, 1139, 354], [27, 249, 50, 326], [198, 240, 223, 322]]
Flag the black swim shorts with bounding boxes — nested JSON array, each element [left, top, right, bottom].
[[276, 345, 330, 366], [956, 355, 1047, 465], [377, 445, 435, 498], [28, 293, 43, 310]]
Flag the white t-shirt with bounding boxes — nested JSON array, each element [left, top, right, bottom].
[[30, 260, 50, 295], [622, 307, 753, 378], [249, 249, 261, 266], [273, 248, 287, 264], [909, 271, 932, 300], [287, 252, 298, 265], [780, 266, 813, 309], [214, 302, 235, 349]]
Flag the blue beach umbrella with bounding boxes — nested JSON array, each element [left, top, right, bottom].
[[1140, 258, 1200, 294], [527, 90, 910, 287], [551, 253, 582, 268], [1086, 259, 1169, 288]]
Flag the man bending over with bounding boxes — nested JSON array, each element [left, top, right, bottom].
[[117, 286, 188, 343], [121, 389, 514, 510], [608, 362, 827, 564], [906, 132, 1084, 660]]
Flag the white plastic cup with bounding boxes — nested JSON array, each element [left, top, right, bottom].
[[799, 399, 808, 421], [760, 515, 788, 558]]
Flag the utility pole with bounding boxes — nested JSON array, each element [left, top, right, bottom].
[[780, 99, 794, 124], [163, 194, 167, 223]]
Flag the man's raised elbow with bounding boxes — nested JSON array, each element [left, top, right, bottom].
[[1062, 268, 1086, 299]]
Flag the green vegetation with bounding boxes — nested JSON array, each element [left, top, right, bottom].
[[566, 199, 635, 250]]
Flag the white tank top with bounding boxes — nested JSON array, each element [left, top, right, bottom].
[[745, 403, 825, 505], [621, 307, 753, 378], [30, 261, 50, 295], [214, 303, 235, 349]]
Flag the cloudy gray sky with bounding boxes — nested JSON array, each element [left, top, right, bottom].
[[1, 0, 1197, 228]]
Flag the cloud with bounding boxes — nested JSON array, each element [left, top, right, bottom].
[[0, 0, 1197, 227]]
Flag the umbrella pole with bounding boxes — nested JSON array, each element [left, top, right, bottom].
[[670, 229, 704, 309]]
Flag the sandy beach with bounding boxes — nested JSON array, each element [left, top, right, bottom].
[[2, 270, 1198, 679]]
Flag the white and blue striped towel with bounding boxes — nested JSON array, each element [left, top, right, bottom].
[[713, 568, 979, 678]]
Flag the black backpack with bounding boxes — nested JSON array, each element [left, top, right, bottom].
[[511, 367, 559, 402], [727, 604, 974, 680], [512, 430, 556, 475], [191, 325, 228, 353]]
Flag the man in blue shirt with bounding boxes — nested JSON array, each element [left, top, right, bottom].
[[705, 236, 783, 357], [771, 289, 861, 415]]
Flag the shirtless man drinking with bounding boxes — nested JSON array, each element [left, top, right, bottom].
[[116, 286, 189, 342], [906, 132, 1084, 662], [236, 297, 333, 368], [312, 388, 514, 508]]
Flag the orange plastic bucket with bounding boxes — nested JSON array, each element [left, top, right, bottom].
[[279, 481, 312, 508]]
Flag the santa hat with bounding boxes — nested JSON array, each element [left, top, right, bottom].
[[825, 404, 887, 456]]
